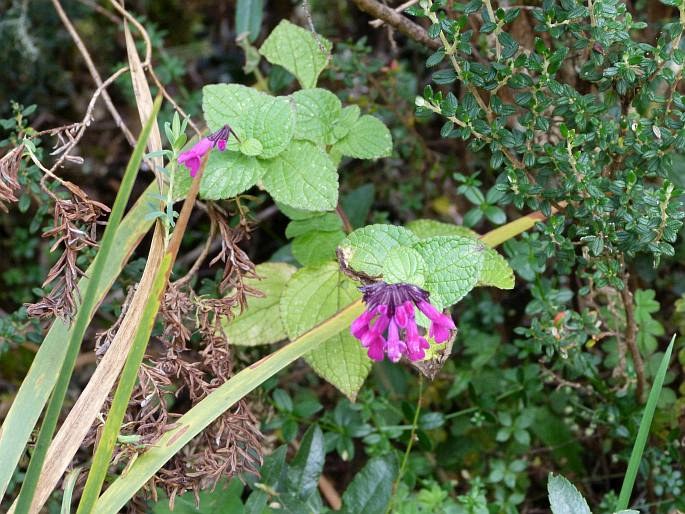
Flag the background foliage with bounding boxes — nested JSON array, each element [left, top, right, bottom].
[[1, 0, 684, 513]]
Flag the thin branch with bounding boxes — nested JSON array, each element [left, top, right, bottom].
[[172, 216, 217, 287], [619, 263, 646, 403], [369, 0, 419, 28], [352, 0, 442, 50], [109, 0, 152, 66], [483, 0, 502, 59], [44, 66, 130, 174], [540, 364, 596, 396], [336, 204, 353, 234], [318, 475, 342, 510], [149, 69, 201, 137], [76, 0, 121, 24], [50, 0, 136, 147]]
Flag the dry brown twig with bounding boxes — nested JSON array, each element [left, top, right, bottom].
[[619, 263, 646, 403], [51, 0, 136, 147], [369, 0, 419, 27], [0, 145, 24, 212], [352, 0, 441, 49]]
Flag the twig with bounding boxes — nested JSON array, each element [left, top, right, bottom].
[[42, 66, 130, 175], [540, 364, 596, 396], [76, 0, 121, 24], [619, 263, 646, 403], [318, 475, 342, 510], [109, 0, 152, 66], [50, 0, 136, 147], [369, 0, 419, 28], [149, 69, 201, 137], [336, 205, 353, 233], [483, 0, 502, 59], [352, 0, 442, 50], [172, 215, 217, 287]]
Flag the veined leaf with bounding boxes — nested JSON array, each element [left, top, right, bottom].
[[281, 263, 370, 400], [224, 263, 296, 347], [259, 20, 332, 88], [261, 141, 338, 211]]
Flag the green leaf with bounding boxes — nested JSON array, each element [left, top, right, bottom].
[[235, 0, 264, 42], [547, 474, 591, 514], [261, 141, 338, 211], [332, 105, 361, 142], [152, 479, 244, 514], [292, 230, 346, 266], [339, 224, 419, 276], [341, 184, 374, 228], [285, 212, 342, 238], [239, 137, 263, 156], [406, 219, 479, 240], [277, 202, 324, 221], [292, 88, 342, 146], [478, 247, 515, 289], [306, 330, 371, 401], [259, 20, 332, 88], [531, 408, 584, 474], [224, 263, 296, 346], [412, 236, 485, 309], [280, 263, 370, 399], [382, 246, 426, 287], [244, 446, 287, 513], [332, 115, 392, 159], [202, 84, 295, 158], [287, 425, 325, 500], [174, 150, 264, 201], [340, 455, 398, 514]]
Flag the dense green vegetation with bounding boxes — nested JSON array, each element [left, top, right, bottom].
[[1, 1, 684, 513]]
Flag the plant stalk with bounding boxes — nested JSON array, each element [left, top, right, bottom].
[[13, 95, 163, 514]]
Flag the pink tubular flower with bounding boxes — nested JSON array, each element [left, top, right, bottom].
[[177, 124, 234, 177], [350, 282, 455, 363]]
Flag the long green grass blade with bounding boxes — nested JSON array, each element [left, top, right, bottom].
[[616, 334, 676, 510], [0, 179, 159, 503], [76, 253, 172, 514], [13, 95, 163, 514], [93, 299, 364, 514]]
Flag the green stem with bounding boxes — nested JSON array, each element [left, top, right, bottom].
[[388, 376, 424, 514], [13, 95, 163, 514]]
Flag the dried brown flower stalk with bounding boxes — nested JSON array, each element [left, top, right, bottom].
[[26, 183, 110, 321], [208, 204, 261, 310], [0, 145, 24, 212]]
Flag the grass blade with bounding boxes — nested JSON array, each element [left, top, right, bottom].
[[93, 300, 364, 514], [0, 180, 158, 504], [60, 467, 82, 514], [616, 334, 676, 510], [480, 205, 563, 248], [12, 95, 163, 514], [75, 254, 173, 513], [15, 23, 172, 511]]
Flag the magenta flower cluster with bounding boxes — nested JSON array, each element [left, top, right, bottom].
[[350, 282, 455, 363], [178, 125, 233, 177]]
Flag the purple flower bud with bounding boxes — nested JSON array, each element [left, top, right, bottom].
[[178, 125, 233, 177]]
